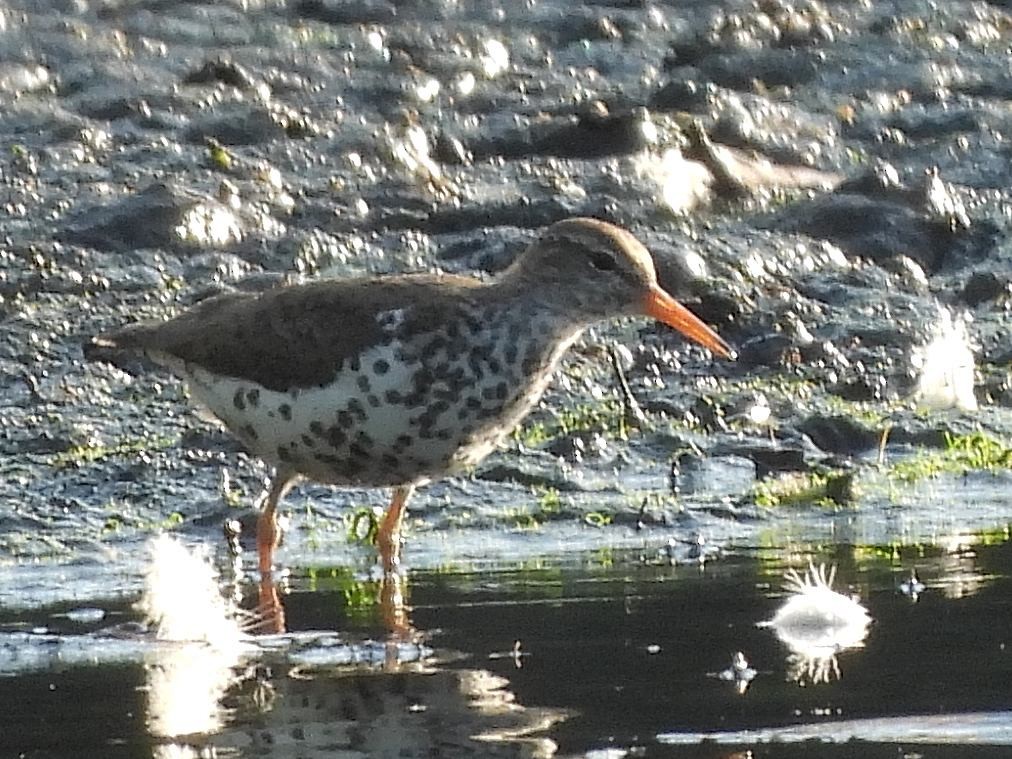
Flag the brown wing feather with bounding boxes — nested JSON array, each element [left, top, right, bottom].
[[89, 274, 485, 391]]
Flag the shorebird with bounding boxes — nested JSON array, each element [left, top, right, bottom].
[[86, 218, 731, 575]]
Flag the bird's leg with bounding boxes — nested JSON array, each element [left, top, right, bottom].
[[380, 570, 413, 641], [252, 471, 296, 635], [256, 470, 295, 576], [376, 485, 416, 641], [376, 484, 414, 572]]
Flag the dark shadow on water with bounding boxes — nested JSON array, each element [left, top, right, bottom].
[[2, 539, 1012, 758]]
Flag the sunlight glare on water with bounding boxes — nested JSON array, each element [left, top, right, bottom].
[[138, 536, 249, 742], [138, 534, 244, 648]]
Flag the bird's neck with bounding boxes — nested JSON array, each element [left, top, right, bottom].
[[491, 266, 594, 332]]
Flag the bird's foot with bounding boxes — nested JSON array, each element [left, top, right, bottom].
[[249, 574, 286, 635]]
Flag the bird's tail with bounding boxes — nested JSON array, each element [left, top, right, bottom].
[[83, 323, 163, 374]]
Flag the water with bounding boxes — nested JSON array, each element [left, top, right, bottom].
[[3, 538, 1012, 757]]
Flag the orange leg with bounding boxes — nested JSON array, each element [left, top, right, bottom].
[[380, 570, 413, 640], [254, 575, 286, 635], [376, 484, 414, 572], [256, 471, 295, 576]]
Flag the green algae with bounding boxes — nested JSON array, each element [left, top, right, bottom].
[[889, 430, 1012, 483], [750, 469, 856, 508]]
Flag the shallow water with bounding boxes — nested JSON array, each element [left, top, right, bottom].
[[4, 539, 1012, 757]]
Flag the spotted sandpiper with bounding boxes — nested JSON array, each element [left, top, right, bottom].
[[86, 218, 731, 576]]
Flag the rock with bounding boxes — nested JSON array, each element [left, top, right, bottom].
[[798, 414, 880, 455]]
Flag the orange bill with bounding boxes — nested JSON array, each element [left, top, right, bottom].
[[643, 284, 734, 359]]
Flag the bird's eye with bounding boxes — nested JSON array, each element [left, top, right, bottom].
[[589, 251, 617, 271]]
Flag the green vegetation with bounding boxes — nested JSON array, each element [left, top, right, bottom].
[[822, 396, 893, 429], [584, 511, 612, 527], [101, 505, 185, 534], [750, 469, 855, 508], [503, 504, 542, 531], [634, 491, 680, 520], [306, 566, 380, 614], [346, 507, 380, 545], [50, 435, 175, 469], [220, 485, 243, 509], [889, 431, 1012, 483], [205, 138, 233, 170], [515, 398, 628, 448], [536, 487, 562, 518], [498, 487, 572, 530], [162, 511, 184, 527]]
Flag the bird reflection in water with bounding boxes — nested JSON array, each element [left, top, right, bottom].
[[140, 535, 563, 758], [251, 558, 412, 641], [234, 506, 413, 639]]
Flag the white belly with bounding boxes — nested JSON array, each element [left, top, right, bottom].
[[180, 328, 576, 487]]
